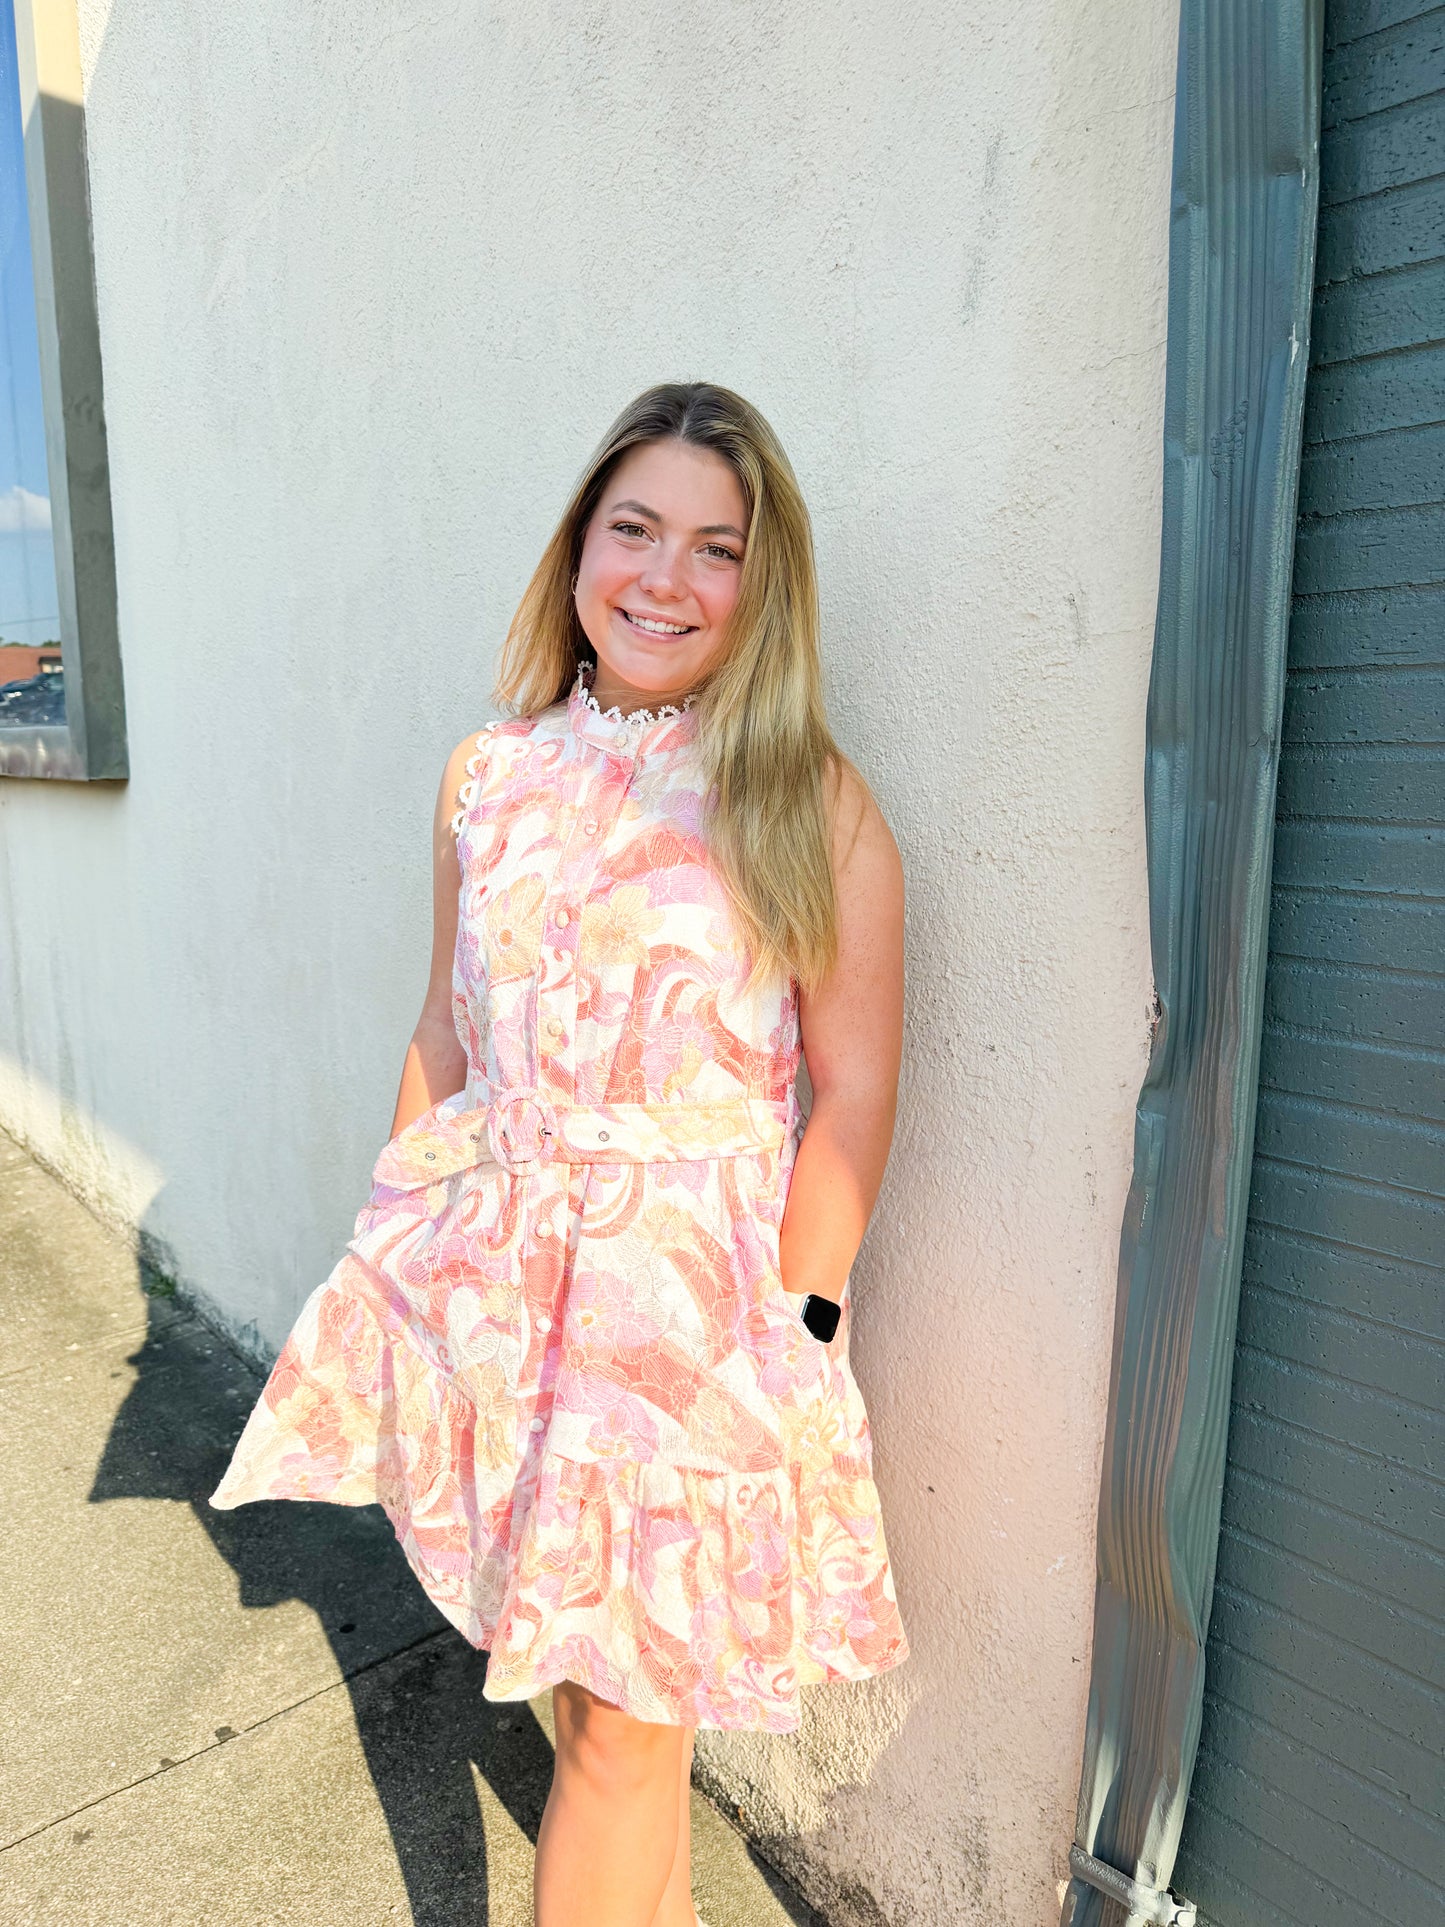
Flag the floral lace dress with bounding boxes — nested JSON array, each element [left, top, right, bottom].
[[209, 665, 909, 1731]]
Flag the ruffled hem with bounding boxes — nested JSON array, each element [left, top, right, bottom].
[[405, 1450, 909, 1731], [209, 1268, 910, 1733]]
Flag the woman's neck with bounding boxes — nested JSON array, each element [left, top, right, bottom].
[[585, 661, 696, 717]]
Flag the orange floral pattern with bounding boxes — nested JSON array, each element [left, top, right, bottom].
[[210, 668, 909, 1730]]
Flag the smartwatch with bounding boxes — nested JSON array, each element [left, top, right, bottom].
[[799, 1293, 841, 1342]]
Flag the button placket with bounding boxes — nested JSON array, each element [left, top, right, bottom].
[[534, 785, 589, 1111], [536, 741, 632, 1107], [515, 1162, 566, 1427], [519, 745, 627, 1452], [527, 1162, 577, 1413]]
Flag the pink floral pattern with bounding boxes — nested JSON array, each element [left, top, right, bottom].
[[210, 669, 909, 1730]]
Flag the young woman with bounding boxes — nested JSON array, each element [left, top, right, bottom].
[[211, 382, 909, 1926]]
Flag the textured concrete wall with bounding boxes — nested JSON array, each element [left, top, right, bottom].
[[0, 3, 1176, 1919]]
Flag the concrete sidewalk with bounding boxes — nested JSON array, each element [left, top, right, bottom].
[[0, 1129, 821, 1927]]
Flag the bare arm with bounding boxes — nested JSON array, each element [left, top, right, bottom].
[[777, 761, 905, 1307], [388, 735, 477, 1137]]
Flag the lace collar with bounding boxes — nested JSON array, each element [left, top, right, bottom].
[[572, 662, 696, 727]]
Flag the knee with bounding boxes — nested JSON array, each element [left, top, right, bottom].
[[555, 1686, 679, 1798]]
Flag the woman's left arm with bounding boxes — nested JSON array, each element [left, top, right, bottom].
[[778, 762, 905, 1306]]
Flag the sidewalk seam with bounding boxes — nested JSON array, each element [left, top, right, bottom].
[[0, 1312, 195, 1386], [0, 1627, 455, 1856]]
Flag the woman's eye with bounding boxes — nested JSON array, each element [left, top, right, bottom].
[[703, 542, 741, 561], [612, 521, 648, 538]]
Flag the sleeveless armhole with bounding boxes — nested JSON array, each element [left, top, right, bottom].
[[449, 722, 498, 850]]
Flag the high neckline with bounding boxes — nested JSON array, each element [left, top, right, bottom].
[[573, 662, 695, 726], [566, 662, 700, 759]]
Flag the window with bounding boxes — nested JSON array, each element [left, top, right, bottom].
[[0, 0, 124, 779]]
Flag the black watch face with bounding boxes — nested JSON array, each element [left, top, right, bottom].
[[800, 1294, 841, 1342]]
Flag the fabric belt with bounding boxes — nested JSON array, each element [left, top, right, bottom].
[[371, 1083, 791, 1193]]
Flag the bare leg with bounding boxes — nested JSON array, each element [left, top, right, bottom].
[[648, 1725, 698, 1927], [535, 1680, 690, 1927]]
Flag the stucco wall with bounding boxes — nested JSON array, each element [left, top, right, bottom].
[[0, 3, 1177, 1920]]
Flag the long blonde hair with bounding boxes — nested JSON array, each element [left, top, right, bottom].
[[493, 382, 860, 996]]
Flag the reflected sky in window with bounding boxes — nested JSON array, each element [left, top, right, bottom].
[[0, 1, 63, 724]]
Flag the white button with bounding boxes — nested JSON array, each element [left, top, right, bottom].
[[529, 1416, 545, 1432], [547, 1017, 564, 1035], [583, 819, 598, 836], [555, 908, 570, 926], [536, 1315, 552, 1332], [536, 1220, 552, 1238], [614, 729, 628, 748]]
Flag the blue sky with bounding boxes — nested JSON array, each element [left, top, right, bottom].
[[0, 0, 60, 650]]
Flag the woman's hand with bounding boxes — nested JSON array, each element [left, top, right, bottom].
[[779, 760, 905, 1307], [388, 736, 477, 1138]]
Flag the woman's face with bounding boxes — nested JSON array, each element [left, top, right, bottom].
[[574, 438, 749, 703]]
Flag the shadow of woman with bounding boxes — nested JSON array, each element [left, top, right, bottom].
[[87, 1289, 558, 1925]]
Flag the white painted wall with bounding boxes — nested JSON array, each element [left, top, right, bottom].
[[0, 3, 1177, 1919]]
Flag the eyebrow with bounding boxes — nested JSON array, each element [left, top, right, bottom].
[[606, 498, 747, 542]]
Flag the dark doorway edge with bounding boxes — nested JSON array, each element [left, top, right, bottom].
[[1060, 6, 1325, 1925]]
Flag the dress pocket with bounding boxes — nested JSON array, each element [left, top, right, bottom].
[[754, 1155, 837, 1349], [766, 1276, 838, 1350]]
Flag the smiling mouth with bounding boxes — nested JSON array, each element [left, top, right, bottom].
[[617, 607, 698, 638]]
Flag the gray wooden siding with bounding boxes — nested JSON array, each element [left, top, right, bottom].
[[1173, 3, 1445, 1923]]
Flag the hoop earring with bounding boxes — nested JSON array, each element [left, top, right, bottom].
[[570, 573, 579, 594]]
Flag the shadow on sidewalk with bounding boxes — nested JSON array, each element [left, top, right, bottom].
[[86, 1287, 560, 1926]]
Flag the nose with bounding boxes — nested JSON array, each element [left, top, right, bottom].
[[636, 542, 688, 601]]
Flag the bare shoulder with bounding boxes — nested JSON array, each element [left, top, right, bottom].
[[824, 753, 902, 893], [442, 725, 486, 784], [430, 723, 500, 845], [435, 730, 479, 812]]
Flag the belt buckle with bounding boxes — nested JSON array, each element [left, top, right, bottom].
[[485, 1086, 557, 1174]]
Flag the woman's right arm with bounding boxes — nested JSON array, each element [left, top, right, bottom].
[[388, 734, 481, 1137]]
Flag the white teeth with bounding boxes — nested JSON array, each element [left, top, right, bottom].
[[624, 611, 692, 635]]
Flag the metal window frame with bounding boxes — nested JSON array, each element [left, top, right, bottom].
[[1060, 3, 1325, 1923], [0, 0, 125, 781]]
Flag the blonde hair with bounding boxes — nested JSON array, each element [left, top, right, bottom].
[[493, 381, 861, 996]]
